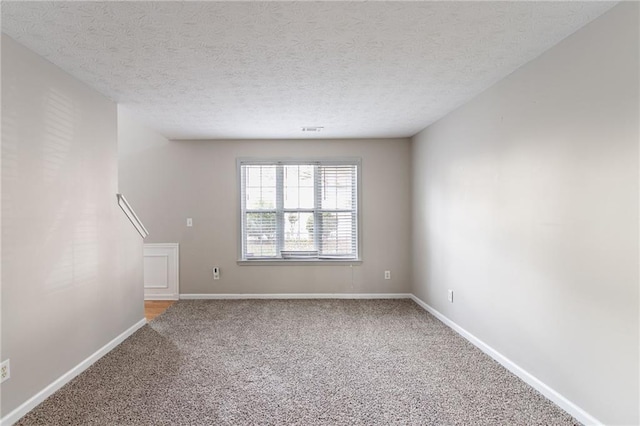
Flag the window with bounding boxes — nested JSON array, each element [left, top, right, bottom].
[[239, 159, 359, 261]]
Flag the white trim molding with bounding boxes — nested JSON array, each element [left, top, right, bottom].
[[409, 294, 603, 426], [144, 294, 180, 301], [143, 243, 179, 301], [180, 293, 412, 300], [0, 318, 147, 426], [1, 295, 601, 426], [116, 193, 148, 238]]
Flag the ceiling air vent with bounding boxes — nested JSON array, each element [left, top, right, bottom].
[[302, 126, 324, 132]]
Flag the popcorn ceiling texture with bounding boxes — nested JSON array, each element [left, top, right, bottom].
[[17, 300, 578, 425], [1, 2, 613, 139]]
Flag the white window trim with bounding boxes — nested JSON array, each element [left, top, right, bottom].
[[237, 157, 362, 264]]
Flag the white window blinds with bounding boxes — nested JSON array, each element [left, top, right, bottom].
[[240, 160, 359, 260]]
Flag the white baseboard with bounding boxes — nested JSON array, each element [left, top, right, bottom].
[[144, 294, 179, 301], [409, 294, 602, 426], [0, 318, 147, 426], [2, 296, 601, 426], [180, 293, 412, 300]]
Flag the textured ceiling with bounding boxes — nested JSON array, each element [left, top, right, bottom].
[[2, 1, 616, 140]]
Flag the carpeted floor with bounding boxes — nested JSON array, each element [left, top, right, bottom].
[[17, 300, 578, 425]]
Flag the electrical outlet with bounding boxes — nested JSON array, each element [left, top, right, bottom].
[[384, 270, 391, 280], [448, 289, 454, 303], [213, 267, 220, 280], [1, 359, 10, 383], [187, 218, 193, 227]]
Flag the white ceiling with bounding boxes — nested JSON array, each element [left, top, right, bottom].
[[2, 1, 615, 140]]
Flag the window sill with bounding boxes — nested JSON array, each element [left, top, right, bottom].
[[237, 259, 362, 266]]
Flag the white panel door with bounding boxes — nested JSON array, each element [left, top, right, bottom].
[[144, 243, 179, 300]]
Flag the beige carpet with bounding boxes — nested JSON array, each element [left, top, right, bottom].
[[17, 299, 578, 425]]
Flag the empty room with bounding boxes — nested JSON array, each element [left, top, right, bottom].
[[1, 1, 638, 425]]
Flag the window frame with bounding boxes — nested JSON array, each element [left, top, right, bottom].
[[237, 157, 362, 265]]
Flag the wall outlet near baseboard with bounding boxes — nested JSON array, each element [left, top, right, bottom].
[[384, 270, 391, 280], [213, 267, 220, 280], [1, 359, 10, 383], [447, 289, 454, 303]]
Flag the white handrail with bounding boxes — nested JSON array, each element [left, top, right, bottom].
[[117, 194, 149, 238]]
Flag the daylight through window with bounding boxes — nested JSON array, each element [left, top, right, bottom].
[[240, 160, 359, 260]]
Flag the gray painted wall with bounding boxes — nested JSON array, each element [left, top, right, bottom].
[[118, 115, 412, 295], [411, 4, 639, 425], [1, 35, 144, 417], [4, 2, 634, 422]]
